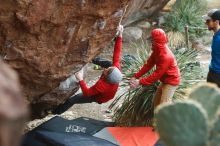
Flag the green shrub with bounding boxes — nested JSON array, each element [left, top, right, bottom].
[[163, 0, 208, 48], [164, 0, 207, 32]]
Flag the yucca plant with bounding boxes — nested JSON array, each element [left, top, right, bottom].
[[163, 0, 208, 48], [109, 39, 205, 126], [167, 31, 185, 49]]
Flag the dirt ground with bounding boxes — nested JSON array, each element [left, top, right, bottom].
[[207, 0, 220, 9]]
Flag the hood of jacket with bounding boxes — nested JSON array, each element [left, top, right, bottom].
[[151, 28, 167, 54]]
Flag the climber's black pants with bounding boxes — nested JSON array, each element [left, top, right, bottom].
[[53, 93, 97, 115]]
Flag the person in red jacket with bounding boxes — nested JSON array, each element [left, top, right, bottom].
[[53, 25, 123, 114], [130, 28, 180, 108]]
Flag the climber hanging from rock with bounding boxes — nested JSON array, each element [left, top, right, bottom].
[[53, 25, 124, 115]]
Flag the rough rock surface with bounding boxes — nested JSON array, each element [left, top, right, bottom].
[[124, 0, 171, 26], [0, 0, 170, 118]]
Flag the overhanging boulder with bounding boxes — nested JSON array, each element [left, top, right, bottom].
[[0, 0, 170, 118]]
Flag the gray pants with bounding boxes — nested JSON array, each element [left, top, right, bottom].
[[53, 93, 97, 114]]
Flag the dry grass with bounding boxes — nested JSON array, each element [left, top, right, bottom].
[[167, 31, 185, 49]]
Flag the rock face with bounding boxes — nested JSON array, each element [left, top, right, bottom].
[[0, 0, 170, 118], [124, 0, 171, 26]]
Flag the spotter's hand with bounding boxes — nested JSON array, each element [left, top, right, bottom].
[[129, 78, 140, 89]]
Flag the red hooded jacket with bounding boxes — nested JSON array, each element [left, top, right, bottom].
[[134, 29, 180, 86], [79, 37, 122, 103]]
